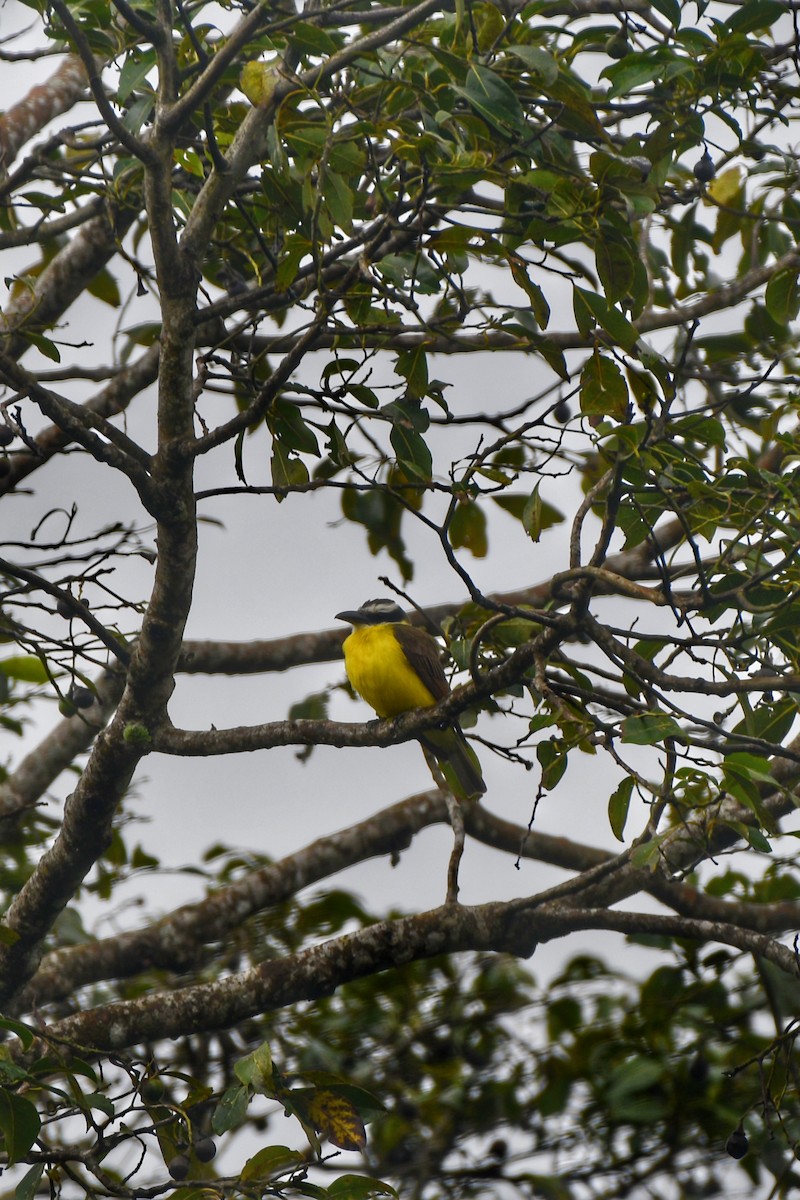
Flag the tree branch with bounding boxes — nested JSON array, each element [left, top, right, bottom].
[[0, 54, 89, 169]]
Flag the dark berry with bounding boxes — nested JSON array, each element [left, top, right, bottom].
[[194, 1137, 216, 1162], [68, 685, 95, 709], [0, 426, 14, 447], [726, 1127, 748, 1159], [553, 400, 571, 423], [694, 152, 715, 183], [167, 1154, 190, 1180]]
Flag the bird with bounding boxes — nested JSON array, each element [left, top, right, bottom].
[[335, 598, 486, 801]]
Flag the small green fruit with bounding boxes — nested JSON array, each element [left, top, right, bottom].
[[605, 33, 630, 59], [742, 139, 765, 161], [141, 1078, 165, 1104]]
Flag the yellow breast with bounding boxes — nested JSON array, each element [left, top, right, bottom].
[[343, 624, 437, 717]]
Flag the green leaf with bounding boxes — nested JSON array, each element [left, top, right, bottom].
[[534, 337, 570, 380], [117, 49, 156, 104], [537, 739, 567, 791], [602, 51, 692, 101], [269, 399, 320, 456], [724, 0, 785, 33], [275, 233, 312, 292], [386, 399, 432, 480], [329, 1177, 398, 1199], [621, 713, 683, 745], [575, 288, 640, 352], [395, 346, 428, 400], [271, 440, 310, 496], [494, 490, 563, 535], [289, 20, 341, 55], [323, 170, 354, 233], [506, 45, 558, 84], [288, 690, 329, 722], [520, 483, 543, 542], [87, 266, 121, 308], [0, 655, 49, 684], [22, 331, 60, 362], [608, 777, 634, 842], [0, 1019, 35, 1051], [580, 352, 629, 421], [723, 752, 779, 789], [449, 501, 488, 558], [241, 1146, 304, 1182], [507, 256, 550, 327], [234, 1042, 273, 1092], [211, 1084, 250, 1134], [295, 1184, 329, 1199], [458, 63, 526, 135], [765, 269, 800, 324], [650, 0, 681, 26], [80, 1091, 115, 1118], [346, 384, 379, 409], [629, 832, 668, 870], [15, 1163, 44, 1200], [0, 1088, 41, 1165], [607, 1056, 664, 1100], [742, 825, 772, 854], [390, 425, 432, 480], [595, 230, 636, 306]]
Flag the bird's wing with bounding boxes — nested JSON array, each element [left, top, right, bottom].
[[396, 625, 451, 701]]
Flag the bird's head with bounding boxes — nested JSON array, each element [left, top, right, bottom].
[[335, 598, 407, 626]]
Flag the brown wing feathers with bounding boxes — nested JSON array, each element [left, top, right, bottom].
[[394, 624, 450, 701]]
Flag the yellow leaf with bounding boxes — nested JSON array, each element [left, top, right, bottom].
[[307, 1088, 367, 1152], [706, 166, 742, 206], [240, 61, 278, 108]]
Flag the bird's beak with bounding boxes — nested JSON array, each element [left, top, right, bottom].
[[335, 610, 361, 624]]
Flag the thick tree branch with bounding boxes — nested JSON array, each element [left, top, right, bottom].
[[0, 207, 138, 359], [17, 794, 616, 1011], [34, 890, 800, 1054], [32, 900, 541, 1051], [0, 54, 88, 169]]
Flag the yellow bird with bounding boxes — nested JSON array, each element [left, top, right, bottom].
[[336, 598, 485, 801]]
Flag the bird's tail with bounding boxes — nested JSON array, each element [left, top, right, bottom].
[[420, 725, 486, 801]]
